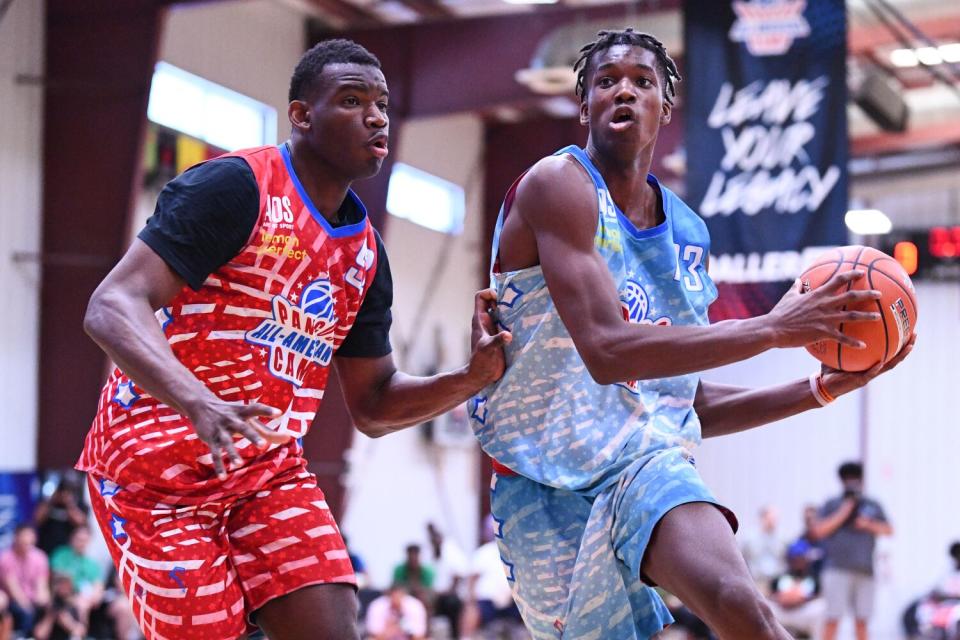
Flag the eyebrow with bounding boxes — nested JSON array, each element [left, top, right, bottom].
[[336, 81, 389, 97]]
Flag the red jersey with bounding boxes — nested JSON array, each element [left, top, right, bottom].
[[77, 145, 378, 500]]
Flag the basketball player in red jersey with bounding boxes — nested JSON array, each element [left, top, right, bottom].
[[78, 39, 509, 640]]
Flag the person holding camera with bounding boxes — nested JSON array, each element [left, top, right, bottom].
[[809, 461, 893, 640]]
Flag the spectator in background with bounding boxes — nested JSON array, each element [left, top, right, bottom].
[[768, 540, 825, 639], [741, 505, 786, 596], [902, 541, 960, 640], [344, 535, 371, 590], [32, 574, 85, 640], [461, 516, 522, 640], [365, 583, 427, 640], [393, 544, 435, 606], [0, 590, 12, 640], [34, 479, 87, 556], [50, 526, 104, 623], [810, 461, 892, 640], [792, 505, 827, 581], [0, 523, 50, 635], [427, 523, 469, 640]]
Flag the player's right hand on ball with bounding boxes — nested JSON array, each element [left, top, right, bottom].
[[187, 399, 289, 479], [765, 270, 882, 349]]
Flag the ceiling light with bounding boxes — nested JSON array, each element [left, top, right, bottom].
[[845, 209, 892, 235], [940, 43, 960, 63], [915, 46, 943, 65], [889, 48, 918, 67]]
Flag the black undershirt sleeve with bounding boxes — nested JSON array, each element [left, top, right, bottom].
[[140, 155, 393, 357], [138, 157, 259, 290], [336, 229, 394, 359]]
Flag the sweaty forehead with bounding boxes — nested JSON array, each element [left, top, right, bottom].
[[593, 44, 659, 70], [318, 62, 387, 92]]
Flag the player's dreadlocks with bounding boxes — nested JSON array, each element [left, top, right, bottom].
[[289, 38, 381, 103], [573, 28, 681, 105]]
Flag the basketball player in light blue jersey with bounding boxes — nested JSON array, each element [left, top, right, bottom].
[[472, 29, 915, 639]]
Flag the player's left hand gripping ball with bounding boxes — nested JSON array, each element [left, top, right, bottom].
[[469, 289, 512, 385]]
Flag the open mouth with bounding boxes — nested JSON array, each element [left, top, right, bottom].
[[610, 108, 635, 129], [368, 136, 389, 158]]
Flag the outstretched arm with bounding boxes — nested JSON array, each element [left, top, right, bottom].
[[695, 334, 915, 438], [335, 290, 509, 438], [512, 156, 881, 385]]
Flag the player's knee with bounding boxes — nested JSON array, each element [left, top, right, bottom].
[[714, 576, 779, 639]]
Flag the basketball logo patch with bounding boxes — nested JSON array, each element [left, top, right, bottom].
[[246, 278, 339, 386], [618, 280, 672, 394]]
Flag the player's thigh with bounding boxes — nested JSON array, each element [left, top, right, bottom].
[[640, 501, 752, 614], [88, 475, 247, 640], [226, 475, 357, 633], [491, 473, 591, 639], [256, 583, 358, 640]]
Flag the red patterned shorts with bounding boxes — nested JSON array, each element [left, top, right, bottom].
[[88, 467, 355, 640]]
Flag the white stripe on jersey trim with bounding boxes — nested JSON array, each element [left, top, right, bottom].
[[180, 303, 216, 315], [294, 388, 324, 399], [223, 305, 271, 318], [207, 330, 246, 340], [169, 332, 198, 344]]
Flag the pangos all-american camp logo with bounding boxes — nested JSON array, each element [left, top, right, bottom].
[[729, 0, 810, 56], [618, 279, 672, 394], [245, 278, 339, 386]]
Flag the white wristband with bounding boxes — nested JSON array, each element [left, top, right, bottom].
[[809, 373, 831, 407]]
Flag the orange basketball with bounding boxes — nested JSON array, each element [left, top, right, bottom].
[[800, 245, 918, 372]]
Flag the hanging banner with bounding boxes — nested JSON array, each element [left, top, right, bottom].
[[684, 0, 848, 319]]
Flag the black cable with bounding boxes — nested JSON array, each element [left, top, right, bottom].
[[861, 0, 960, 101], [870, 0, 960, 84]]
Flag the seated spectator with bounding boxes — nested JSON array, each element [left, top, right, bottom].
[[792, 505, 826, 580], [768, 540, 825, 640], [461, 517, 522, 640], [32, 573, 85, 640], [741, 505, 786, 596], [903, 541, 960, 640], [34, 479, 87, 557], [393, 544, 435, 606], [365, 583, 427, 640], [50, 526, 104, 623], [0, 590, 12, 640], [427, 522, 468, 640], [0, 523, 50, 635]]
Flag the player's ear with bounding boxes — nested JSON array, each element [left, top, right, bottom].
[[288, 100, 310, 132], [660, 98, 672, 126], [579, 98, 589, 126]]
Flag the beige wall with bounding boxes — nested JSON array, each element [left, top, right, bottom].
[[159, 0, 306, 142], [341, 113, 486, 586], [0, 0, 44, 470]]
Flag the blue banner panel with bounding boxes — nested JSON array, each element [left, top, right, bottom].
[[684, 0, 848, 319], [0, 472, 39, 548]]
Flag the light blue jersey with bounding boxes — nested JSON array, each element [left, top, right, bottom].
[[473, 145, 717, 493], [473, 147, 734, 640]]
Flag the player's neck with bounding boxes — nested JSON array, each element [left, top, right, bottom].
[[286, 138, 352, 223], [585, 139, 658, 225]]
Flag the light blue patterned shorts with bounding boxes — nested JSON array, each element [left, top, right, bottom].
[[490, 447, 736, 640]]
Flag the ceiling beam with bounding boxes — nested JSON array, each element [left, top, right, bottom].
[[852, 119, 960, 155], [849, 14, 960, 55], [306, 0, 382, 28], [396, 0, 453, 21]]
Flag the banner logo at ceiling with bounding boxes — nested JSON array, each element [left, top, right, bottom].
[[729, 0, 811, 56]]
